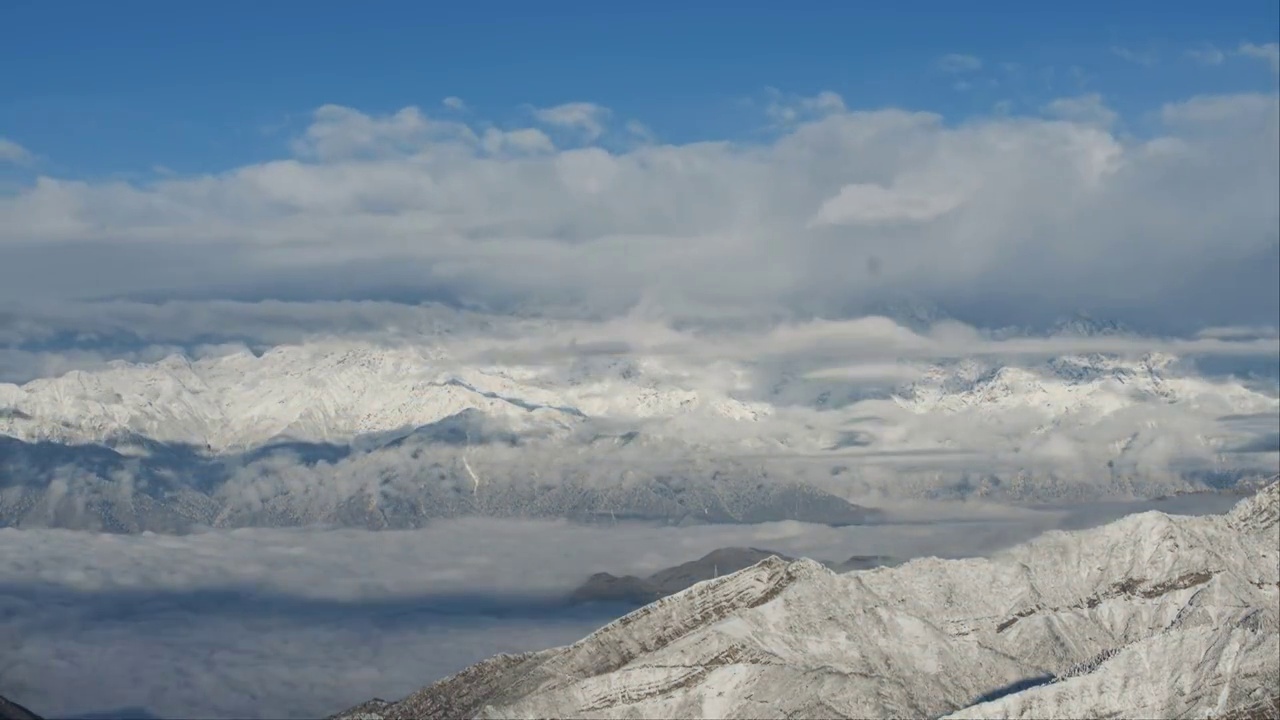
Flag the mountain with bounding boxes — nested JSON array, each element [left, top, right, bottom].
[[0, 695, 40, 720], [0, 339, 1276, 530], [333, 483, 1280, 720], [568, 547, 897, 606], [0, 434, 878, 531]]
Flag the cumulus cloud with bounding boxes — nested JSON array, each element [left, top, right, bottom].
[[0, 495, 1242, 718], [480, 127, 555, 155], [0, 90, 1276, 333], [532, 101, 611, 140]]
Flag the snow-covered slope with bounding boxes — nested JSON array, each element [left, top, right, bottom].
[[0, 344, 775, 452], [0, 338, 1276, 528], [0, 341, 1273, 456], [0, 345, 585, 451], [333, 483, 1280, 720]]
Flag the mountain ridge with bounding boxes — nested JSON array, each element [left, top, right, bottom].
[[1, 339, 1276, 530], [332, 483, 1280, 719]]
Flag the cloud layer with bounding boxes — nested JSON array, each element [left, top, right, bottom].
[[0, 90, 1276, 332], [0, 494, 1244, 719]]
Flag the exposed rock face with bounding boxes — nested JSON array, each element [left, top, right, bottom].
[[334, 483, 1280, 720]]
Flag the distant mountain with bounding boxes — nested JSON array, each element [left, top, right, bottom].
[[569, 547, 897, 606], [0, 339, 1277, 530], [333, 483, 1280, 720], [0, 433, 879, 532]]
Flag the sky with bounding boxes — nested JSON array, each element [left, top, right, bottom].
[[4, 0, 1278, 175], [0, 1, 1278, 329]]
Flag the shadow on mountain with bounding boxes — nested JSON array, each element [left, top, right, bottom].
[[967, 674, 1055, 706]]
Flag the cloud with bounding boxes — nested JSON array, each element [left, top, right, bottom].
[[808, 179, 965, 226], [936, 54, 983, 74], [1237, 42, 1280, 75], [0, 139, 32, 166], [764, 89, 847, 125], [1041, 94, 1119, 127], [1186, 45, 1226, 66], [0, 495, 1241, 718], [532, 101, 611, 140], [442, 96, 466, 111], [0, 91, 1276, 333], [289, 104, 472, 161], [480, 127, 555, 155]]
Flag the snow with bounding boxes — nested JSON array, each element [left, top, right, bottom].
[[333, 484, 1280, 719], [0, 341, 1272, 467], [0, 343, 776, 452]]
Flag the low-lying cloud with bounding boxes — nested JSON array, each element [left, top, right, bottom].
[[0, 494, 1244, 719]]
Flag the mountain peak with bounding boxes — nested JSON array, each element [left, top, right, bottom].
[[1229, 480, 1280, 531]]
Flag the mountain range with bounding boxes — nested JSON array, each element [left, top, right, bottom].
[[0, 335, 1276, 530]]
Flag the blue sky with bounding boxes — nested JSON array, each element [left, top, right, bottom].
[[3, 0, 1277, 177]]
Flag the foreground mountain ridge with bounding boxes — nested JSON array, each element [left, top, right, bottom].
[[334, 483, 1280, 720]]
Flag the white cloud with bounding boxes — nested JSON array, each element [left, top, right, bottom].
[[1186, 45, 1226, 66], [442, 96, 466, 111], [624, 119, 657, 144], [480, 127, 555, 155], [936, 54, 983, 74], [289, 104, 476, 161], [808, 180, 966, 226], [0, 138, 32, 166], [1042, 94, 1119, 127], [532, 101, 611, 140], [0, 91, 1276, 333], [1237, 42, 1280, 74], [765, 89, 847, 125]]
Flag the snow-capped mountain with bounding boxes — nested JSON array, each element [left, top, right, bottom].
[[0, 343, 774, 452], [333, 483, 1280, 720], [0, 336, 1276, 530], [1, 340, 1272, 456]]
